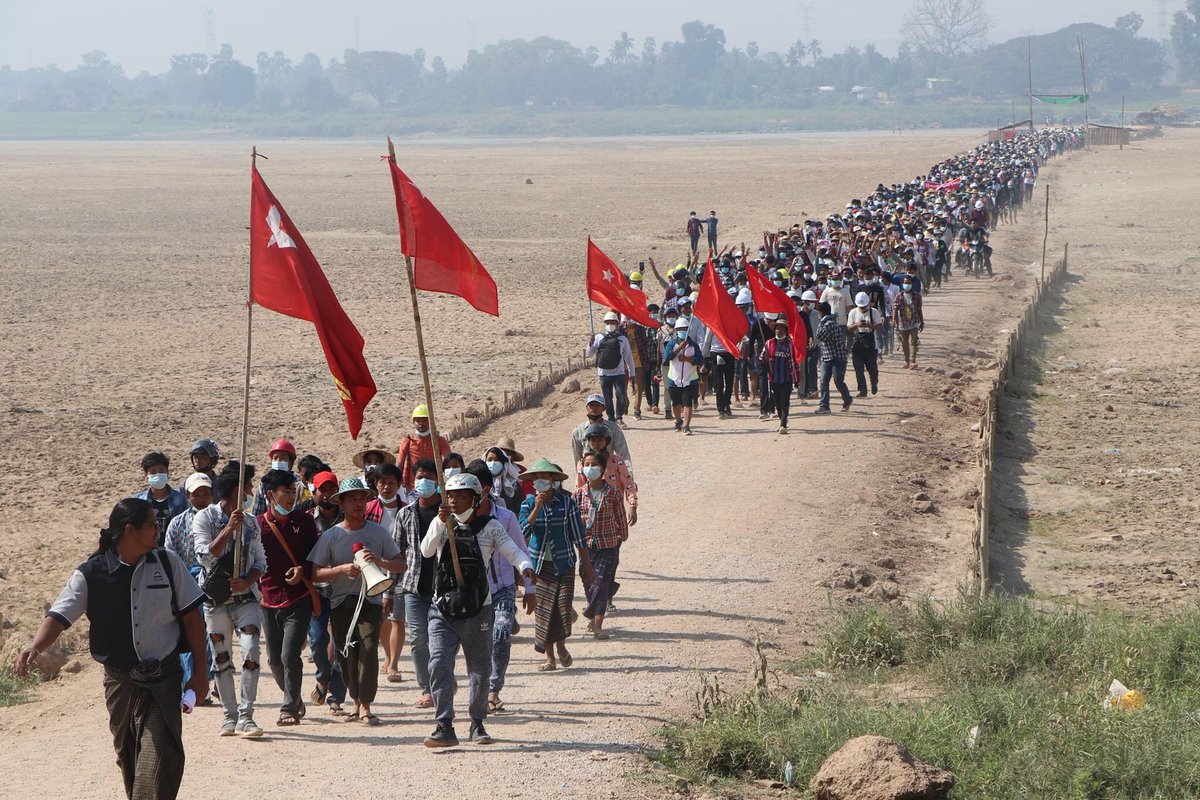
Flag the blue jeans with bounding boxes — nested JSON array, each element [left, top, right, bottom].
[[819, 357, 852, 409], [180, 564, 212, 688], [429, 604, 494, 725], [600, 373, 628, 421], [308, 594, 346, 705], [489, 586, 517, 694], [404, 593, 434, 696]]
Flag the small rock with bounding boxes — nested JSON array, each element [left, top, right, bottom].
[[869, 582, 901, 601], [850, 567, 876, 588], [950, 404, 964, 414], [1103, 367, 1127, 376], [1105, 405, 1115, 412], [810, 735, 954, 800], [911, 476, 928, 487], [875, 557, 897, 570], [913, 500, 936, 513], [949, 370, 963, 379], [525, 178, 534, 184], [970, 422, 981, 433], [63, 660, 83, 674], [1111, 534, 1123, 541], [912, 492, 930, 502], [33, 643, 69, 681], [560, 378, 581, 394]]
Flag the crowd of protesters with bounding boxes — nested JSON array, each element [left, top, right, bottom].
[[14, 126, 1080, 799]]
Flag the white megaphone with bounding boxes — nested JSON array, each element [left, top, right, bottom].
[[352, 542, 394, 597]]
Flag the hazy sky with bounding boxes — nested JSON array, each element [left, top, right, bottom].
[[0, 0, 1167, 73]]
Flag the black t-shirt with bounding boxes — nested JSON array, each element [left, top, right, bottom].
[[148, 497, 173, 546], [416, 503, 440, 599], [81, 559, 138, 670]]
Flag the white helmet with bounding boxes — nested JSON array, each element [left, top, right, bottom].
[[735, 287, 753, 305], [854, 291, 871, 308], [975, 200, 985, 210], [801, 290, 818, 302], [445, 473, 483, 496]]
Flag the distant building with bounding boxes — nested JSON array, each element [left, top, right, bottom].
[[924, 77, 955, 95]]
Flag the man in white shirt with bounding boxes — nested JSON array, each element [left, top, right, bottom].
[[585, 310, 636, 428]]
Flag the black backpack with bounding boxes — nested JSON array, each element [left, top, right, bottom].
[[434, 514, 492, 620], [595, 331, 623, 370]]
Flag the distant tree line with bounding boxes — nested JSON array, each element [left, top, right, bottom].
[[0, 15, 1176, 115]]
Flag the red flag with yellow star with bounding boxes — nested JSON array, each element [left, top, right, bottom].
[[586, 238, 659, 328], [388, 160, 499, 316]]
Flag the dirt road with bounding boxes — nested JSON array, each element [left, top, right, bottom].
[[0, 132, 1095, 797]]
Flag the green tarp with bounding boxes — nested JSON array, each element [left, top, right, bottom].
[[1033, 94, 1088, 105]]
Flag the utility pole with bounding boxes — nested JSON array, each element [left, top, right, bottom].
[[1077, 35, 1090, 146], [204, 6, 216, 55], [1027, 38, 1034, 131]]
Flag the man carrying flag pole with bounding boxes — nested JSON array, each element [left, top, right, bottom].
[[385, 138, 533, 750]]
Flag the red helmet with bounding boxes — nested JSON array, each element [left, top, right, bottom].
[[268, 438, 296, 457]]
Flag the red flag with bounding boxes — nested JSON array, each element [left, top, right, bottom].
[[387, 160, 499, 316], [250, 165, 376, 439], [745, 264, 807, 364], [692, 265, 748, 355], [587, 239, 660, 328]]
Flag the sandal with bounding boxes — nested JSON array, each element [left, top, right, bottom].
[[415, 694, 434, 709], [538, 662, 557, 672], [329, 703, 346, 717], [296, 700, 306, 719], [593, 631, 611, 640], [559, 653, 574, 668], [342, 712, 361, 723], [488, 698, 506, 714], [310, 683, 328, 705], [276, 711, 301, 726], [361, 713, 381, 726]]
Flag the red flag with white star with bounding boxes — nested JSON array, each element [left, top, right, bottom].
[[586, 238, 660, 328], [250, 165, 376, 439]]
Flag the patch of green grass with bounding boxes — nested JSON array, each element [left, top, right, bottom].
[[660, 592, 1200, 798], [0, 667, 35, 707]]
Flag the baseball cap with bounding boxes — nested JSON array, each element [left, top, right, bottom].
[[184, 473, 213, 494], [312, 470, 339, 491], [585, 393, 605, 406]]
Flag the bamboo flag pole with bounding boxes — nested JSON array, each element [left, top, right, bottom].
[[1077, 35, 1090, 145], [1040, 183, 1050, 284], [387, 136, 463, 586], [1027, 38, 1034, 131], [235, 146, 264, 579]]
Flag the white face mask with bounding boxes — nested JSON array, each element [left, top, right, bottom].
[[147, 473, 169, 490], [270, 460, 290, 472], [444, 467, 462, 479], [533, 479, 552, 493], [414, 428, 431, 437], [583, 465, 603, 481], [452, 507, 475, 524], [604, 323, 617, 333]]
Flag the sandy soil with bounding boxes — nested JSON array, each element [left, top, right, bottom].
[[0, 129, 1098, 798], [991, 129, 1200, 607]]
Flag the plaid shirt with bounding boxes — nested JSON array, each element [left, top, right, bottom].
[[165, 505, 201, 570], [574, 483, 628, 550], [816, 314, 849, 361], [392, 499, 440, 596], [521, 491, 587, 575]]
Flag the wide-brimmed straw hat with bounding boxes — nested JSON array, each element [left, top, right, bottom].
[[352, 445, 396, 468], [522, 458, 568, 482], [494, 435, 524, 463]]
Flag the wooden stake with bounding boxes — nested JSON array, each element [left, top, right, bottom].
[[1040, 183, 1050, 284]]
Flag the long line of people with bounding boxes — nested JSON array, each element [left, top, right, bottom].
[[588, 127, 1082, 433]]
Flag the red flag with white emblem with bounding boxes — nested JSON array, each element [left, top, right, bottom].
[[586, 238, 660, 328], [692, 263, 749, 355], [388, 160, 499, 316], [745, 262, 807, 364], [250, 165, 376, 439]]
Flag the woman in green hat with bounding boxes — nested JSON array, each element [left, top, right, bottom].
[[519, 459, 594, 671]]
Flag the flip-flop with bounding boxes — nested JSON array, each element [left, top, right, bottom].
[[361, 714, 381, 726], [415, 694, 434, 708], [559, 653, 574, 668], [488, 698, 507, 714], [593, 631, 611, 640], [276, 712, 301, 726], [386, 671, 403, 684], [538, 662, 557, 672], [342, 712, 360, 723], [296, 701, 306, 719]]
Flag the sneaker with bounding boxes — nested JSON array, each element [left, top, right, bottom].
[[424, 723, 459, 748], [236, 718, 264, 738], [843, 398, 854, 411], [778, 425, 788, 434], [758, 413, 770, 421], [469, 720, 495, 745], [814, 406, 831, 415], [674, 419, 683, 431], [633, 410, 642, 420], [684, 427, 693, 436], [219, 718, 237, 737]]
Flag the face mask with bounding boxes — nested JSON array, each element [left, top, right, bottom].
[[242, 497, 255, 513], [533, 479, 552, 493], [271, 501, 292, 517], [587, 411, 604, 422], [414, 478, 437, 498], [604, 323, 617, 333], [443, 467, 461, 479], [414, 428, 431, 437], [817, 283, 826, 291], [676, 331, 687, 340], [487, 460, 505, 476], [649, 313, 660, 322], [319, 500, 336, 511], [270, 460, 290, 472], [452, 508, 475, 524], [775, 332, 786, 339], [631, 283, 641, 291], [831, 280, 842, 287], [147, 473, 169, 490], [306, 482, 315, 493], [665, 318, 677, 327], [583, 465, 603, 481], [379, 493, 398, 506]]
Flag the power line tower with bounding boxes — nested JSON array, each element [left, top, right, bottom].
[[798, 2, 815, 45], [204, 6, 216, 55]]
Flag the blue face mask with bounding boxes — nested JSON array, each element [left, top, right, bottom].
[[443, 467, 461, 479], [414, 478, 437, 498], [676, 331, 687, 340], [272, 502, 292, 517], [487, 460, 505, 476], [533, 479, 553, 493], [147, 473, 169, 490]]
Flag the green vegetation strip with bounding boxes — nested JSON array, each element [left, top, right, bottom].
[[660, 593, 1200, 798], [0, 667, 35, 707]]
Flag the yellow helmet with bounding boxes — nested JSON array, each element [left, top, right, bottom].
[[629, 271, 643, 282], [412, 403, 430, 419]]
